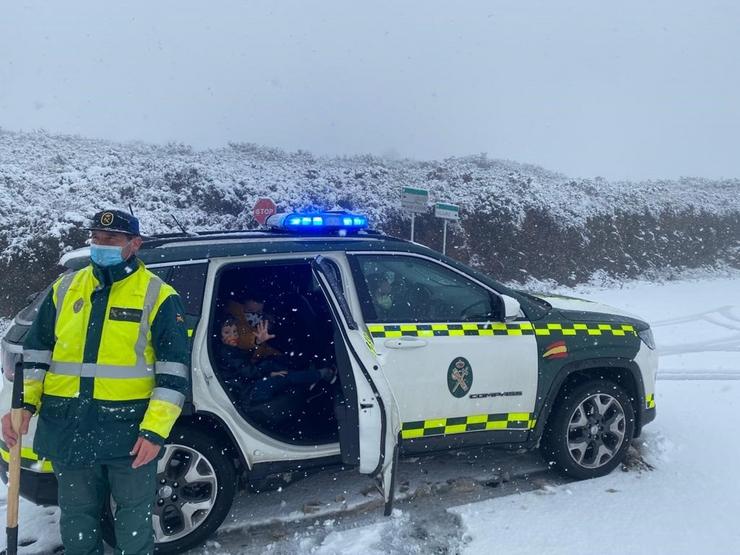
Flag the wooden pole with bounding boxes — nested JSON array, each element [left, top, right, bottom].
[[5, 364, 24, 555]]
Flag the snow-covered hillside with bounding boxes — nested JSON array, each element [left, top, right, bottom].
[[2, 128, 739, 253], [0, 128, 738, 315]]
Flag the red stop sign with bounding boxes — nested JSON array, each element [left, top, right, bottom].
[[253, 198, 277, 225]]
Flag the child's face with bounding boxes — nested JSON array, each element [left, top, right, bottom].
[[221, 324, 239, 347]]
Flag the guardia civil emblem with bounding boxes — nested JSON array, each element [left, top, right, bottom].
[[447, 357, 473, 398], [100, 211, 114, 226]]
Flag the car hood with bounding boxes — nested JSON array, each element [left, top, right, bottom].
[[531, 293, 648, 328]]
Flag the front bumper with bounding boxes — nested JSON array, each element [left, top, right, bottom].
[[0, 458, 58, 506], [633, 338, 658, 437], [642, 406, 657, 427]]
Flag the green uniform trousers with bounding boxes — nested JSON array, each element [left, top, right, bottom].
[[53, 459, 157, 555]]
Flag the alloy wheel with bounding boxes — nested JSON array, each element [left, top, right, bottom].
[[566, 393, 627, 469], [153, 443, 219, 544]]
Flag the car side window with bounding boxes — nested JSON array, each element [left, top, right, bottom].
[[350, 255, 500, 323], [161, 263, 208, 316]]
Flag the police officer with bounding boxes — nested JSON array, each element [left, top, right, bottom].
[[1, 209, 190, 555]]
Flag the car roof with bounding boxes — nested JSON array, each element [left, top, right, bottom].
[[58, 229, 538, 319], [62, 229, 436, 268]]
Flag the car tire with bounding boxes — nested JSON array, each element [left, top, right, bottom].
[[102, 426, 237, 554], [542, 379, 635, 480]]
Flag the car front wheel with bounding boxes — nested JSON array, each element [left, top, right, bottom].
[[542, 379, 635, 480], [103, 426, 237, 554]]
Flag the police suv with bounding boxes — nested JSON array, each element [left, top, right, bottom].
[[0, 212, 658, 553]]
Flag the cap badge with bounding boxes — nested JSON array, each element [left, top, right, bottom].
[[100, 212, 114, 226]]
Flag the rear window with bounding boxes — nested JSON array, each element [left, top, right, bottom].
[[165, 263, 207, 316]]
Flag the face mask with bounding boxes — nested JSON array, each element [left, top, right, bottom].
[[245, 311, 263, 327], [90, 244, 125, 267]]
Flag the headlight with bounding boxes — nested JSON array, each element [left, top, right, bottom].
[[638, 328, 656, 350]]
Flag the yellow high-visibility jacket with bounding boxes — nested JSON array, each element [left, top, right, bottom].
[[22, 258, 190, 465]]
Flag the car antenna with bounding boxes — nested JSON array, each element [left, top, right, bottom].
[[170, 214, 199, 237]]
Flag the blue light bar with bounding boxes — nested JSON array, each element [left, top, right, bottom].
[[266, 211, 369, 232]]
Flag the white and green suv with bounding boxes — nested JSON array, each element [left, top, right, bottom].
[[0, 212, 658, 553]]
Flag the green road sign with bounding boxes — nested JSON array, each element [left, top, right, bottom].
[[402, 187, 429, 214], [434, 202, 460, 220]]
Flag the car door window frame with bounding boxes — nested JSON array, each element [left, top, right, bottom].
[[314, 255, 357, 330]]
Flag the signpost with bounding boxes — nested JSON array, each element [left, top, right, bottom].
[[434, 202, 460, 255], [253, 198, 277, 226], [401, 187, 429, 242]]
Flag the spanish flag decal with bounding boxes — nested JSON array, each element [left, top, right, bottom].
[[543, 340, 568, 359]]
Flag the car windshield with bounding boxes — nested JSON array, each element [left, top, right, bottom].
[[514, 289, 552, 311]]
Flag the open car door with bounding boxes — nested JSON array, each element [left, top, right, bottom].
[[311, 255, 401, 514]]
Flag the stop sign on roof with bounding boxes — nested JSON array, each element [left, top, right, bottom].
[[253, 198, 277, 225]]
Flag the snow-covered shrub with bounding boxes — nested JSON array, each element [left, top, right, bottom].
[[0, 128, 738, 316]]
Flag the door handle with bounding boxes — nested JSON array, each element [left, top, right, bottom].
[[384, 337, 428, 349]]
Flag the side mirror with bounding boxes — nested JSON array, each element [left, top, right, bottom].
[[501, 295, 521, 321]]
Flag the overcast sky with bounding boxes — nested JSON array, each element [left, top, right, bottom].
[[1, 1, 739, 180]]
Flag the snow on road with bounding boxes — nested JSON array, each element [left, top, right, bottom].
[[1, 274, 738, 554], [568, 275, 740, 380], [451, 380, 740, 555]]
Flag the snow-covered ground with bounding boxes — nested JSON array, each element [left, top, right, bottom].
[[1, 274, 738, 554], [452, 380, 738, 555]]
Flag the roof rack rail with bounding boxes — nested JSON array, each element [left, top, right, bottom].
[[140, 227, 395, 250]]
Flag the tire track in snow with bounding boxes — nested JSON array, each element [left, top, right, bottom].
[[654, 305, 740, 379], [658, 370, 740, 381]]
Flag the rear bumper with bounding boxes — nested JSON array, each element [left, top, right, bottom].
[[0, 459, 58, 506]]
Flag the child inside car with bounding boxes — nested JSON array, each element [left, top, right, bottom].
[[215, 319, 335, 408]]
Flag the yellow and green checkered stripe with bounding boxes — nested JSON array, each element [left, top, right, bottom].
[[367, 322, 636, 338], [646, 393, 656, 409], [402, 412, 537, 439]]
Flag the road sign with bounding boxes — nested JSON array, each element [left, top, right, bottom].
[[434, 202, 460, 220], [434, 202, 460, 255], [401, 187, 429, 214], [253, 198, 277, 225]]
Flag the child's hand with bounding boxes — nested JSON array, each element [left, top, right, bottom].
[[255, 321, 276, 345], [270, 371, 288, 378]]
